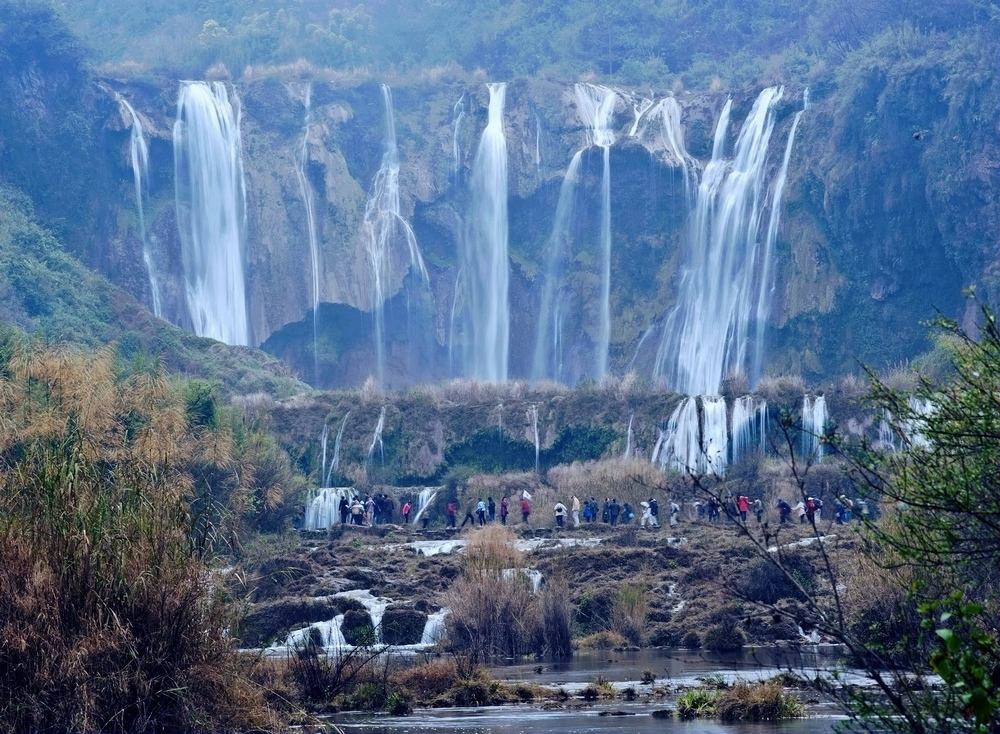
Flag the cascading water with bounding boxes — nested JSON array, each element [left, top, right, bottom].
[[623, 412, 634, 459], [116, 94, 162, 318], [528, 404, 540, 472], [294, 83, 321, 382], [731, 395, 768, 464], [363, 83, 429, 386], [452, 95, 465, 178], [534, 114, 542, 173], [304, 487, 353, 530], [319, 420, 330, 484], [420, 608, 450, 645], [412, 487, 440, 525], [531, 150, 583, 382], [753, 91, 807, 381], [325, 412, 350, 486], [701, 396, 729, 474], [653, 87, 787, 394], [497, 402, 504, 437], [459, 83, 510, 382], [367, 406, 386, 465], [801, 395, 828, 461], [173, 81, 250, 345], [574, 83, 618, 380], [657, 397, 701, 474], [285, 613, 347, 651]]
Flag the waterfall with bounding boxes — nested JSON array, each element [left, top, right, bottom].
[[623, 412, 634, 459], [906, 396, 934, 448], [285, 613, 347, 651], [420, 608, 450, 645], [294, 83, 321, 382], [657, 397, 701, 474], [731, 395, 768, 464], [173, 81, 250, 345], [574, 83, 618, 380], [363, 83, 429, 386], [802, 395, 828, 461], [497, 401, 503, 437], [753, 93, 807, 381], [412, 487, 440, 525], [531, 150, 583, 381], [654, 97, 697, 196], [460, 83, 510, 381], [534, 114, 542, 172], [650, 428, 666, 466], [876, 410, 897, 452], [325, 412, 351, 486], [528, 404, 540, 472], [653, 87, 789, 394], [319, 420, 330, 485], [452, 94, 465, 178], [304, 487, 353, 530], [627, 94, 656, 137], [701, 396, 728, 474], [367, 406, 386, 465], [116, 94, 162, 318]]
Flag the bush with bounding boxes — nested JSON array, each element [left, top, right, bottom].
[[715, 682, 804, 721], [540, 576, 574, 657], [575, 590, 615, 634], [676, 688, 719, 719], [703, 624, 745, 652], [576, 631, 629, 649], [739, 554, 814, 605], [392, 659, 460, 703], [680, 631, 702, 648], [611, 583, 649, 645]]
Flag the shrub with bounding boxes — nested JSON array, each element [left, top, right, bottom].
[[703, 624, 745, 652], [739, 553, 814, 605], [575, 590, 615, 634], [392, 659, 460, 703], [611, 583, 649, 645], [715, 681, 804, 721], [680, 631, 702, 648], [676, 688, 719, 719], [540, 575, 574, 657], [576, 631, 629, 649]]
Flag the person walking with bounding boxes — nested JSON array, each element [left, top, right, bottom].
[[794, 500, 807, 524], [669, 500, 681, 526], [777, 498, 791, 524], [649, 497, 660, 527], [488, 497, 497, 523], [500, 496, 509, 525], [640, 500, 654, 528], [339, 495, 350, 525], [401, 500, 412, 524], [602, 497, 611, 524], [571, 496, 581, 528], [737, 495, 750, 523], [351, 497, 365, 526], [621, 502, 635, 524], [383, 494, 394, 524], [609, 498, 621, 526], [521, 495, 532, 524], [554, 501, 567, 528], [476, 498, 487, 526], [753, 498, 764, 524], [446, 499, 458, 529], [461, 497, 477, 528]]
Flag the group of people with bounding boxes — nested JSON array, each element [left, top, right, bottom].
[[337, 492, 396, 526]]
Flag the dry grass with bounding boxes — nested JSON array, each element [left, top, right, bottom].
[[575, 631, 629, 649], [0, 344, 279, 733], [715, 681, 804, 721], [611, 583, 649, 645]]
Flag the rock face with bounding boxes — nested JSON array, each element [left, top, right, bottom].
[[4, 15, 999, 391]]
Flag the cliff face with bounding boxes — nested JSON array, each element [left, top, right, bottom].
[[6, 23, 998, 390]]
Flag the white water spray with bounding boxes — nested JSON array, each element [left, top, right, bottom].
[[731, 395, 768, 464], [528, 404, 540, 472], [173, 81, 249, 345], [367, 406, 386, 465], [802, 395, 828, 461], [460, 83, 510, 381], [294, 83, 321, 382]]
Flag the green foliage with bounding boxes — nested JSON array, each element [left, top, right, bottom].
[[543, 425, 616, 468], [185, 380, 219, 428], [739, 553, 814, 605], [443, 428, 535, 474], [676, 688, 719, 719]]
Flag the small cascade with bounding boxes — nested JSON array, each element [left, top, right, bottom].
[[319, 420, 330, 485], [294, 83, 321, 382], [574, 83, 618, 380], [623, 412, 635, 459], [459, 83, 510, 382], [173, 81, 249, 345], [754, 91, 807, 381], [412, 487, 440, 525], [876, 410, 897, 452], [367, 406, 386, 465], [531, 150, 583, 381], [528, 404, 540, 472], [420, 608, 450, 645], [626, 94, 656, 137], [701, 396, 728, 474], [497, 401, 504, 437], [363, 83, 429, 386], [731, 395, 768, 464], [285, 613, 347, 651], [447, 268, 463, 375], [116, 93, 162, 318], [802, 395, 828, 461], [650, 428, 666, 466], [503, 568, 544, 593], [657, 397, 701, 474], [452, 94, 465, 178], [905, 396, 934, 448], [325, 412, 351, 486], [534, 114, 542, 173], [338, 589, 391, 643], [303, 487, 354, 530], [655, 87, 791, 394]]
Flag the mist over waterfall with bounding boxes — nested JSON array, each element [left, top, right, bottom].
[[173, 81, 250, 345], [294, 83, 321, 383], [363, 84, 429, 386], [574, 83, 618, 380], [459, 83, 510, 382], [116, 93, 162, 318], [654, 87, 788, 395]]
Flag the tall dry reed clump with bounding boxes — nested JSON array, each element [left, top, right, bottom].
[[445, 525, 573, 661], [0, 343, 278, 733]]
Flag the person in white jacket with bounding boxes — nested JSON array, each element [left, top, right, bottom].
[[553, 501, 568, 528], [640, 501, 655, 528], [571, 496, 581, 527]]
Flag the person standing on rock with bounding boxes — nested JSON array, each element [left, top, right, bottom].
[[339, 495, 350, 525], [521, 495, 532, 524], [500, 496, 509, 525], [670, 500, 681, 526], [602, 498, 611, 524], [488, 496, 496, 523], [446, 499, 458, 529], [554, 501, 567, 528], [753, 498, 764, 524], [351, 497, 365, 526], [383, 494, 395, 524], [640, 500, 654, 528], [737, 495, 750, 523], [609, 499, 621, 525], [571, 496, 581, 527], [649, 497, 660, 527], [402, 500, 412, 524]]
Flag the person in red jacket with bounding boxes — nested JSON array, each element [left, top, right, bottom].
[[737, 495, 750, 523], [521, 496, 531, 524], [446, 500, 458, 529]]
